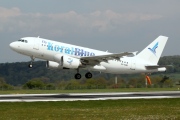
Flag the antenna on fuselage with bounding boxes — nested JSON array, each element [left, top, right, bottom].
[[37, 36, 40, 38]]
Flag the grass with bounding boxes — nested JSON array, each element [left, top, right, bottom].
[[0, 98, 179, 120], [0, 88, 179, 94]]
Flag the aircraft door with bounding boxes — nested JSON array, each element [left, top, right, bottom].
[[33, 38, 39, 50], [130, 60, 136, 70]]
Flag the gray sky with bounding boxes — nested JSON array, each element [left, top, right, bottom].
[[1, 0, 180, 63]]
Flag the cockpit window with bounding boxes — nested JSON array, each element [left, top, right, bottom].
[[17, 39, 28, 43]]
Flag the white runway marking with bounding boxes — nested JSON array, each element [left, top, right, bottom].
[[0, 91, 179, 102]]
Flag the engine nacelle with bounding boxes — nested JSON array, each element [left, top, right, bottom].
[[47, 55, 81, 69], [46, 61, 62, 69], [62, 55, 81, 69]]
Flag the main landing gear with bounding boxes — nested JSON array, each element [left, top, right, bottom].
[[74, 69, 93, 79], [85, 72, 92, 79], [75, 73, 81, 79]]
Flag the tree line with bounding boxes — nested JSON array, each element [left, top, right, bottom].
[[0, 75, 175, 90], [0, 55, 180, 89]]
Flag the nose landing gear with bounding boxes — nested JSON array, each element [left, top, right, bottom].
[[28, 56, 35, 68], [28, 64, 33, 68]]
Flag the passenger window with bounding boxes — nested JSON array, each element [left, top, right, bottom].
[[25, 40, 28, 43], [22, 40, 24, 42]]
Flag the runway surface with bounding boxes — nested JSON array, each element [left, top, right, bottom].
[[0, 91, 179, 102]]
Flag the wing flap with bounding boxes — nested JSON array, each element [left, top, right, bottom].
[[80, 52, 135, 66], [81, 52, 133, 61]]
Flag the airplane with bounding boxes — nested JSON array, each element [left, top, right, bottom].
[[9, 35, 169, 80]]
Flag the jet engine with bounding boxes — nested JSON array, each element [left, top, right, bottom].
[[47, 55, 81, 69], [46, 61, 62, 69], [62, 55, 81, 69]]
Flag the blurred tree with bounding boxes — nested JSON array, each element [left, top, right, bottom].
[[65, 79, 80, 90], [57, 80, 67, 90], [0, 77, 5, 85], [0, 77, 13, 90], [23, 78, 45, 89]]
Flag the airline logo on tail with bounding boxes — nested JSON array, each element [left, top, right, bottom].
[[148, 42, 158, 55]]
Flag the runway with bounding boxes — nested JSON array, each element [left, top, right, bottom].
[[0, 91, 179, 102]]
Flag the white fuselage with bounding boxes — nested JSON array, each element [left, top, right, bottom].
[[9, 37, 166, 75]]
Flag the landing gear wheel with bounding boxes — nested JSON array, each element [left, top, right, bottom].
[[85, 72, 92, 79], [75, 73, 81, 79], [29, 56, 35, 68], [28, 64, 33, 68]]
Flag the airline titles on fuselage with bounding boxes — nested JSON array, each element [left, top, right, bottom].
[[42, 40, 95, 57]]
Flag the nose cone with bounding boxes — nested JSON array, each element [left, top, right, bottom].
[[9, 42, 16, 50], [9, 42, 17, 50]]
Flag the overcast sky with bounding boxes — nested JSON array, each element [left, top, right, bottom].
[[1, 0, 180, 63]]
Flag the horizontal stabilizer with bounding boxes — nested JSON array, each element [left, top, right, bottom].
[[145, 65, 173, 69]]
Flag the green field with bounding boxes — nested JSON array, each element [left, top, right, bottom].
[[0, 88, 179, 94], [0, 98, 179, 120]]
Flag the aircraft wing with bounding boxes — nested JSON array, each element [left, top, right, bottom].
[[80, 52, 134, 65], [145, 65, 173, 69]]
